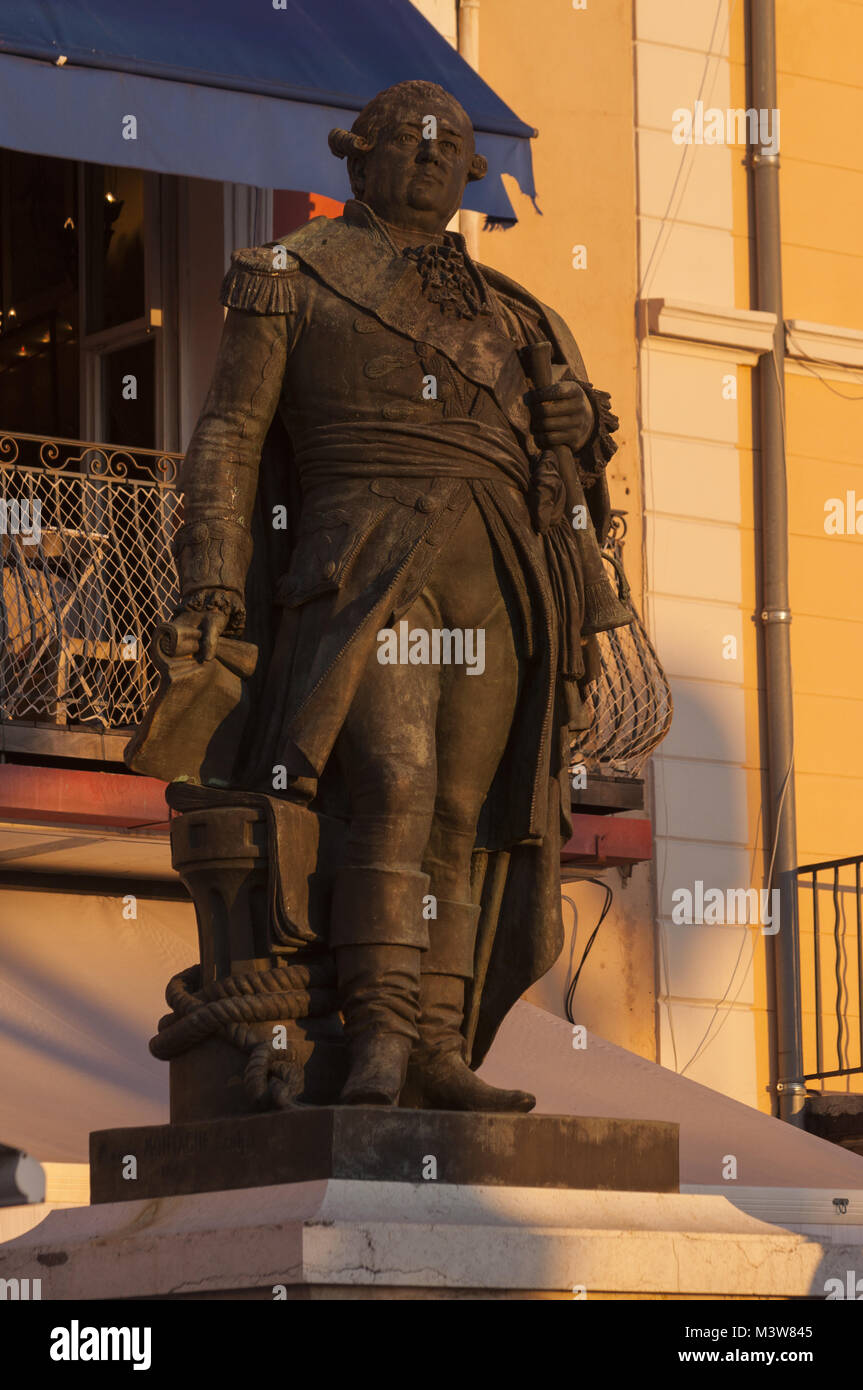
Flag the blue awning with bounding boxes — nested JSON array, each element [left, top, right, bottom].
[[0, 0, 537, 223]]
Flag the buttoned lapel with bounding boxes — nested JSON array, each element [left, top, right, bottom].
[[283, 204, 530, 436]]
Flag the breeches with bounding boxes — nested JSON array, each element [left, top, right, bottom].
[[333, 497, 520, 904]]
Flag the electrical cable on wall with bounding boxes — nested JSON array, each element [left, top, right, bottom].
[[563, 877, 614, 1025], [784, 328, 863, 401]]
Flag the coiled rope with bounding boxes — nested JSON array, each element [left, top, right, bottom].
[[150, 957, 339, 1110]]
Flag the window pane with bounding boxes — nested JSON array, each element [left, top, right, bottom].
[[0, 149, 79, 438], [102, 338, 156, 448], [84, 166, 145, 334]]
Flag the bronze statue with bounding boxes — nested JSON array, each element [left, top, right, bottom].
[[128, 80, 630, 1117]]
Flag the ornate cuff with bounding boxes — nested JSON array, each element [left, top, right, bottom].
[[574, 381, 619, 484], [180, 586, 246, 637], [174, 518, 253, 596]]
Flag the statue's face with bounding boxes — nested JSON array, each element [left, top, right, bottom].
[[358, 100, 475, 234]]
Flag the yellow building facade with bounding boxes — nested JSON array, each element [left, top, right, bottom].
[[412, 0, 863, 1116]]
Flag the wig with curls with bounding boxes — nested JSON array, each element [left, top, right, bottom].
[[328, 80, 487, 197]]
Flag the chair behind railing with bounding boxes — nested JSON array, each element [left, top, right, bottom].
[[0, 431, 181, 729]]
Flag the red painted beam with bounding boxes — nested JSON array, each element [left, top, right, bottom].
[[0, 765, 169, 830], [0, 766, 652, 861], [562, 813, 652, 866]]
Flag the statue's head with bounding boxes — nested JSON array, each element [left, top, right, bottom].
[[329, 80, 487, 235]]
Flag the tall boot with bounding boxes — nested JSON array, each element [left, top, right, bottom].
[[330, 865, 429, 1106], [403, 898, 536, 1113], [335, 943, 420, 1104]]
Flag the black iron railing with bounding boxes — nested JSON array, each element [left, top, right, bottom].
[[795, 854, 863, 1083]]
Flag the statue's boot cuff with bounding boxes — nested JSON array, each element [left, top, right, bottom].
[[336, 943, 421, 1041], [337, 1028, 414, 1106], [330, 864, 431, 949], [424, 896, 481, 977], [336, 942, 422, 1104], [411, 897, 481, 1058], [405, 965, 536, 1112]]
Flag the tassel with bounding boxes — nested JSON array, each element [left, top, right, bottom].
[[583, 577, 633, 635]]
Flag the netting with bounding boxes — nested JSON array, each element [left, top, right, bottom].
[[571, 528, 673, 777], [0, 433, 181, 729]]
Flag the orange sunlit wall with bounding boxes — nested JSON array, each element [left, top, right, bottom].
[[273, 191, 344, 237]]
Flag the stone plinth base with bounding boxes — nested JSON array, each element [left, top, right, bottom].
[[1, 1180, 861, 1300], [89, 1109, 679, 1203]]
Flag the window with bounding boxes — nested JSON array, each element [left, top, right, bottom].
[[0, 150, 80, 439], [0, 150, 177, 450]]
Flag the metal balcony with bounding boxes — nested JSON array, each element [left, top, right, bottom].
[[795, 854, 863, 1154], [795, 854, 863, 1085], [0, 430, 181, 731]]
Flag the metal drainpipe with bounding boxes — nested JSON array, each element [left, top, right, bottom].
[[747, 0, 806, 1122], [458, 0, 482, 261]]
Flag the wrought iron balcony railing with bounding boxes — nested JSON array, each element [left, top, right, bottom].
[[0, 430, 181, 729]]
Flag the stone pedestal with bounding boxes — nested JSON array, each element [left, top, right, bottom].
[[2, 1106, 859, 1300], [3, 1178, 862, 1300], [89, 1109, 679, 1203]]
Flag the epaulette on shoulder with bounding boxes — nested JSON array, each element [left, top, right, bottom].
[[220, 242, 300, 314]]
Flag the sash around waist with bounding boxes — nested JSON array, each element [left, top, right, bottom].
[[292, 419, 532, 491], [291, 418, 586, 682]]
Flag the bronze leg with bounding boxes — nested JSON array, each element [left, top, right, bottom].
[[331, 500, 531, 1108]]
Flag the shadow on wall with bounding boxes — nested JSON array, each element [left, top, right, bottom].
[[651, 668, 764, 1106], [529, 668, 768, 1106], [0, 890, 198, 1162]]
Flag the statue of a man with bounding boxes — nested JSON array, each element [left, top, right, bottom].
[[155, 80, 627, 1114]]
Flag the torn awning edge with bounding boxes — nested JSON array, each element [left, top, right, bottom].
[[0, 53, 536, 222]]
